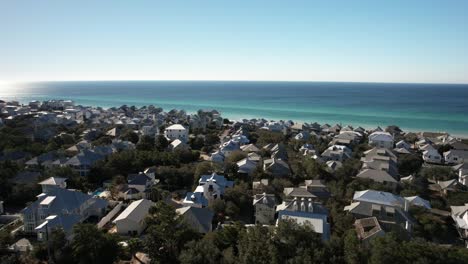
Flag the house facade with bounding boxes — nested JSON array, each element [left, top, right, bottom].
[[164, 124, 188, 143]]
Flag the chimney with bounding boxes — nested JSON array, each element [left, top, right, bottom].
[[404, 199, 409, 212], [300, 198, 305, 212], [308, 198, 313, 213], [405, 221, 411, 232]]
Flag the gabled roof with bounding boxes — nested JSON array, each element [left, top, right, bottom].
[[176, 206, 214, 233], [166, 124, 186, 130], [284, 187, 317, 198], [65, 150, 104, 166], [356, 169, 398, 183], [39, 177, 67, 186], [128, 173, 151, 186], [353, 190, 404, 207], [114, 199, 153, 223], [404, 196, 431, 209]]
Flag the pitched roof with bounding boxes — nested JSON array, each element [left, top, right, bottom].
[[114, 199, 153, 223], [39, 177, 67, 186], [353, 190, 405, 207], [356, 169, 398, 183], [176, 206, 214, 233], [166, 124, 186, 130]]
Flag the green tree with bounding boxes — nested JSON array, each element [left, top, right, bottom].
[[71, 224, 121, 264], [144, 201, 199, 264], [155, 135, 169, 151], [137, 135, 155, 151], [179, 238, 222, 264], [237, 226, 277, 264]]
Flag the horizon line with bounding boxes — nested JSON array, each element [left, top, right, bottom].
[[7, 79, 468, 86]]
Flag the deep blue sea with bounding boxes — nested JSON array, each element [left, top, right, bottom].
[[1, 81, 468, 136]]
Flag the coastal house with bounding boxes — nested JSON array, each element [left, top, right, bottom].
[[344, 190, 413, 234], [361, 147, 398, 177], [396, 140, 411, 150], [22, 177, 108, 241], [263, 158, 291, 177], [455, 163, 468, 186], [183, 173, 234, 208], [168, 139, 189, 151], [176, 206, 214, 233], [210, 150, 225, 163], [113, 199, 153, 236], [444, 149, 468, 165], [276, 197, 330, 241], [240, 143, 260, 153], [331, 131, 362, 146], [220, 140, 241, 158], [451, 204, 468, 247], [422, 146, 442, 164], [429, 179, 463, 195], [253, 193, 277, 225], [368, 131, 394, 149], [321, 145, 352, 162], [236, 158, 258, 176], [164, 124, 188, 143], [299, 180, 331, 200], [117, 173, 157, 200], [356, 169, 398, 187], [65, 149, 105, 176]]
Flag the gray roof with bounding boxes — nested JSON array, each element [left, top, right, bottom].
[[353, 190, 405, 207], [65, 150, 104, 166], [176, 206, 214, 233], [356, 169, 398, 184]]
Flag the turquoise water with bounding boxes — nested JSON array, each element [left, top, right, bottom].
[[1, 81, 468, 136]]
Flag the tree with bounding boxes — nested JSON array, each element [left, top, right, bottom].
[[343, 229, 362, 264], [179, 239, 222, 264], [155, 135, 169, 151], [121, 130, 139, 144], [127, 238, 143, 260], [419, 166, 456, 181], [0, 230, 12, 249], [368, 233, 402, 264], [137, 135, 155, 151], [398, 154, 423, 176], [71, 224, 121, 264], [237, 226, 277, 264], [144, 201, 199, 264], [50, 229, 73, 264]]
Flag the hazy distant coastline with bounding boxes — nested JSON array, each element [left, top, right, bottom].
[[2, 81, 468, 137]]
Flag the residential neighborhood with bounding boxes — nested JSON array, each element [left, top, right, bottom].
[[1, 99, 468, 263]]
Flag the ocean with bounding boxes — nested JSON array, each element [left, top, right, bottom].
[[1, 81, 468, 136]]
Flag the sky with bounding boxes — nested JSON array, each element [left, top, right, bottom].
[[1, 0, 468, 84]]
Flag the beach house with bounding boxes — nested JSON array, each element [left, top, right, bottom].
[[164, 124, 188, 143]]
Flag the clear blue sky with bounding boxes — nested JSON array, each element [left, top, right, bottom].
[[1, 0, 467, 84]]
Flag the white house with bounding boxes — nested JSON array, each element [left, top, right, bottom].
[[253, 193, 277, 225], [113, 199, 153, 236], [422, 146, 442, 164], [22, 179, 108, 241], [368, 132, 394, 149], [276, 198, 330, 240], [183, 173, 234, 207], [444, 150, 468, 165], [451, 204, 468, 247], [164, 124, 188, 143]]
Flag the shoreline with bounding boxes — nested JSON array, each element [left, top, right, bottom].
[[2, 97, 467, 139]]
